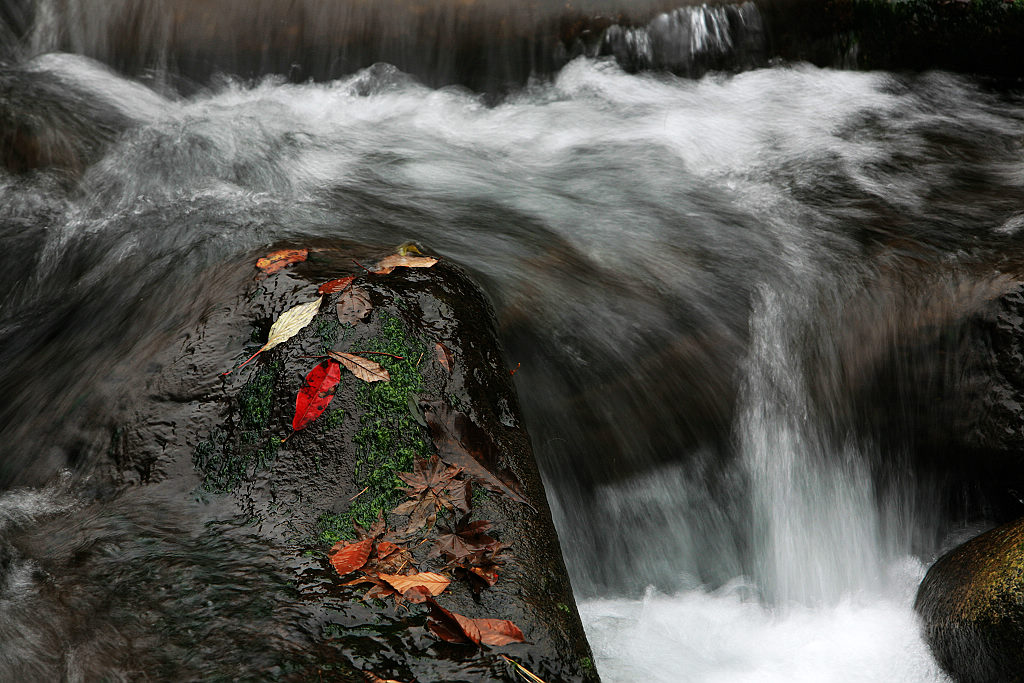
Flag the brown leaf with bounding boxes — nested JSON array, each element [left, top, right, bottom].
[[423, 599, 523, 647], [392, 456, 467, 534], [329, 351, 390, 383], [375, 253, 438, 275], [319, 275, 356, 294], [433, 517, 503, 563], [256, 248, 308, 275], [337, 286, 373, 325], [362, 672, 407, 683], [377, 571, 450, 597], [329, 538, 373, 576], [421, 400, 533, 509], [476, 619, 526, 646], [435, 342, 453, 373]]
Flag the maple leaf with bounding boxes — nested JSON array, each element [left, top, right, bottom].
[[291, 360, 342, 431], [420, 399, 533, 509], [392, 456, 469, 534], [328, 351, 390, 383], [318, 275, 356, 294], [230, 297, 322, 372], [374, 253, 438, 275], [256, 248, 307, 275], [432, 517, 503, 563], [337, 286, 373, 325]]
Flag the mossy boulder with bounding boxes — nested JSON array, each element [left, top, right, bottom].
[[915, 516, 1024, 683], [167, 243, 596, 681]]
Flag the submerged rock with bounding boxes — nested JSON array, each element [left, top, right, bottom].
[[915, 516, 1024, 683]]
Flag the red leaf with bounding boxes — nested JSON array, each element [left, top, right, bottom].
[[292, 360, 342, 431], [319, 276, 356, 294], [329, 538, 373, 576], [256, 248, 308, 274]]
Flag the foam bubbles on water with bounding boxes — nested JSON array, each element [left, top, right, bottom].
[[580, 561, 949, 683]]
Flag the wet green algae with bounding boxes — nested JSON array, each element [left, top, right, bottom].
[[317, 313, 429, 542]]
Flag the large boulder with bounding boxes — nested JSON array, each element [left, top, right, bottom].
[[915, 516, 1024, 683], [0, 243, 598, 682]]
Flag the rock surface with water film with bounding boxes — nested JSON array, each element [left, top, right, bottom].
[[915, 516, 1024, 683], [1, 244, 596, 681]]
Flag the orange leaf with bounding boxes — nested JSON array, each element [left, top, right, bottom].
[[256, 248, 308, 274], [328, 351, 390, 383], [476, 618, 526, 646], [377, 571, 450, 597], [329, 538, 373, 576], [375, 254, 438, 275], [363, 672, 407, 683], [319, 276, 356, 294]]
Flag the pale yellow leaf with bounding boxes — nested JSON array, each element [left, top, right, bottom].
[[328, 351, 390, 383], [377, 571, 450, 596], [263, 297, 322, 352]]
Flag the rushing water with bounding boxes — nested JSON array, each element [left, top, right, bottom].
[[5, 5, 1024, 677]]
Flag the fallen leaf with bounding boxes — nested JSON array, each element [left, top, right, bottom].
[[421, 400, 533, 509], [362, 672, 407, 683], [375, 253, 438, 275], [423, 599, 523, 647], [377, 571, 450, 597], [292, 360, 342, 431], [233, 297, 322, 371], [329, 537, 373, 576], [435, 342, 453, 373], [257, 248, 308, 275], [318, 275, 356, 294], [328, 351, 390, 383], [392, 456, 469, 534], [433, 517, 503, 563], [475, 618, 526, 646], [337, 286, 373, 325]]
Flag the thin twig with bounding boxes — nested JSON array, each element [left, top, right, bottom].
[[415, 352, 424, 368], [352, 258, 373, 273], [509, 362, 521, 376], [349, 485, 369, 501], [281, 432, 294, 444], [500, 655, 547, 683], [359, 351, 405, 360]]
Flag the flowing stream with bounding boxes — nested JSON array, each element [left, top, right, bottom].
[[5, 2, 1024, 679]]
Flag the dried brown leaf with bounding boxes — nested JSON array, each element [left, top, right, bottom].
[[377, 571, 450, 597], [435, 342, 453, 373], [337, 286, 373, 325], [421, 400, 533, 509], [375, 253, 438, 275], [328, 351, 390, 383]]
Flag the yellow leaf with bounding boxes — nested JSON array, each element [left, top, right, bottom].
[[264, 297, 322, 352], [231, 297, 322, 373]]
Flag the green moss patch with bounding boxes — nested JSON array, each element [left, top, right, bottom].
[[331, 314, 430, 535], [194, 360, 282, 493]]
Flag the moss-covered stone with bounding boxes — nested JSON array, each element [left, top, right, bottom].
[[916, 516, 1024, 682]]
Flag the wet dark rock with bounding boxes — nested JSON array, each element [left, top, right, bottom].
[[1, 244, 596, 681], [915, 516, 1024, 683]]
